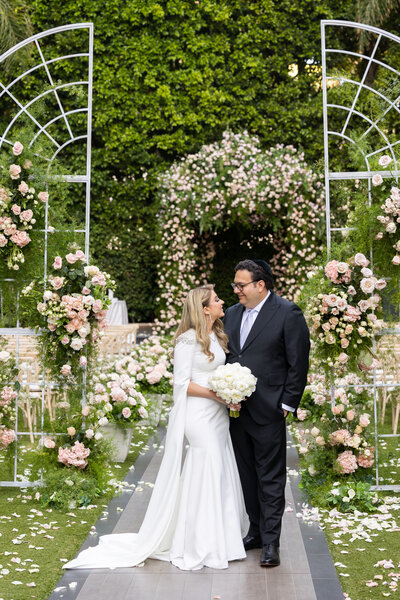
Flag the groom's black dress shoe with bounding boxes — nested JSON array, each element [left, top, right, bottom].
[[260, 544, 280, 567], [243, 533, 262, 551]]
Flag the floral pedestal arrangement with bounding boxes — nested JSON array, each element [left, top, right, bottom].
[[99, 423, 133, 462]]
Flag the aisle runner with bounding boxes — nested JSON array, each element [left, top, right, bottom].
[[50, 438, 343, 600]]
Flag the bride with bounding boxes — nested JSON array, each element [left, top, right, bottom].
[[65, 284, 249, 571]]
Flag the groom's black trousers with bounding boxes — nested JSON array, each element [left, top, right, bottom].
[[230, 410, 286, 547]]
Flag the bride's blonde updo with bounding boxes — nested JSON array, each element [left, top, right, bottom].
[[174, 284, 229, 360]]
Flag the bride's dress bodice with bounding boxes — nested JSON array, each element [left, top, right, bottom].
[[178, 329, 226, 388]]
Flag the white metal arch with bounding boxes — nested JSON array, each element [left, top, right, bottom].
[[0, 24, 93, 486], [321, 20, 400, 492]]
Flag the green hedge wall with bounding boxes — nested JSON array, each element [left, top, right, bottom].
[[27, 0, 356, 321]]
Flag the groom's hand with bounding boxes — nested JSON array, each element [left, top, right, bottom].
[[283, 409, 288, 418]]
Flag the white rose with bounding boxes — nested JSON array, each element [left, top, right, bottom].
[[70, 337, 83, 351], [85, 429, 94, 439], [378, 155, 392, 167], [386, 222, 397, 234], [43, 290, 53, 301], [360, 277, 375, 294], [372, 174, 383, 186], [98, 417, 108, 426]]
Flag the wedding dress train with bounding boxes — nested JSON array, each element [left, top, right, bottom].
[[64, 329, 249, 571]]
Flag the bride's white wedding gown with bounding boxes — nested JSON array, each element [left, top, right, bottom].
[[64, 328, 249, 571]]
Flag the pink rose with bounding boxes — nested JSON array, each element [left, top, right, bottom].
[[75, 250, 86, 261], [92, 299, 103, 313], [51, 277, 64, 290], [10, 230, 30, 248], [67, 427, 76, 436], [18, 181, 29, 195], [315, 436, 325, 446], [20, 209, 33, 222], [332, 404, 344, 415], [44, 437, 55, 449], [61, 336, 69, 345], [340, 338, 349, 348], [82, 286, 91, 294], [392, 255, 400, 266], [359, 413, 370, 428], [0, 235, 7, 247], [82, 405, 90, 416], [346, 409, 355, 421], [48, 322, 57, 331], [23, 159, 32, 169], [38, 191, 49, 202], [9, 164, 21, 179], [61, 364, 72, 377], [12, 141, 23, 156], [11, 204, 21, 215], [66, 253, 77, 264], [122, 407, 131, 419], [80, 356, 87, 367], [53, 256, 62, 269], [375, 279, 387, 290]]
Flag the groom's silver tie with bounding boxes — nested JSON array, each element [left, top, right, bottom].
[[240, 309, 254, 349]]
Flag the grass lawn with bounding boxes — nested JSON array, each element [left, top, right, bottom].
[[315, 417, 400, 600], [0, 409, 168, 600]]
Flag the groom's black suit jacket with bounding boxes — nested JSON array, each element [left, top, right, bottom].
[[223, 291, 310, 425]]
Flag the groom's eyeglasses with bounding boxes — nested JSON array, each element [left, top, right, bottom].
[[231, 280, 259, 292]]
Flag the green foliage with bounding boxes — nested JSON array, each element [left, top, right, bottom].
[[26, 0, 355, 321]]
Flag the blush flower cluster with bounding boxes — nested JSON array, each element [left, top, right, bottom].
[[24, 250, 115, 379], [307, 254, 385, 370], [0, 141, 49, 270], [156, 130, 324, 330], [0, 349, 18, 450]]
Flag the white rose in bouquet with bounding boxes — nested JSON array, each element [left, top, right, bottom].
[[208, 363, 257, 417]]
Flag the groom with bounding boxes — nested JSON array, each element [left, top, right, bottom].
[[223, 259, 310, 567]]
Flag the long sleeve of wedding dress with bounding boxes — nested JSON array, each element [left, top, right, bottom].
[[64, 329, 248, 571]]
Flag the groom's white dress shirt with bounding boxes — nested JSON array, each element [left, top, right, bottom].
[[240, 292, 295, 413]]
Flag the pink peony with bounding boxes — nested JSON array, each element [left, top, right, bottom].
[[53, 256, 62, 269], [9, 164, 21, 179], [12, 141, 23, 156], [336, 450, 358, 474], [20, 209, 33, 222], [10, 230, 30, 248], [146, 369, 162, 384], [38, 191, 48, 202], [18, 181, 28, 195]]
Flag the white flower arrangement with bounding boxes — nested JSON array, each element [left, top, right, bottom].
[[208, 362, 257, 417]]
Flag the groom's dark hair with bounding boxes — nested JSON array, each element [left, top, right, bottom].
[[235, 259, 274, 290]]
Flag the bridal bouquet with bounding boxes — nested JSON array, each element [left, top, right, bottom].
[[209, 363, 257, 417]]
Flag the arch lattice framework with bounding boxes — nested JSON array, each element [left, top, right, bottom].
[[0, 23, 93, 486], [321, 19, 400, 492]]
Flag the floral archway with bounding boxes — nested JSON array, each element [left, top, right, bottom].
[[156, 130, 324, 329]]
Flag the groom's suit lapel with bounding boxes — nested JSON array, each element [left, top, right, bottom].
[[229, 304, 244, 353], [241, 291, 280, 352]]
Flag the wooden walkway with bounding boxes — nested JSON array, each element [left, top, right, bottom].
[[50, 437, 343, 600]]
